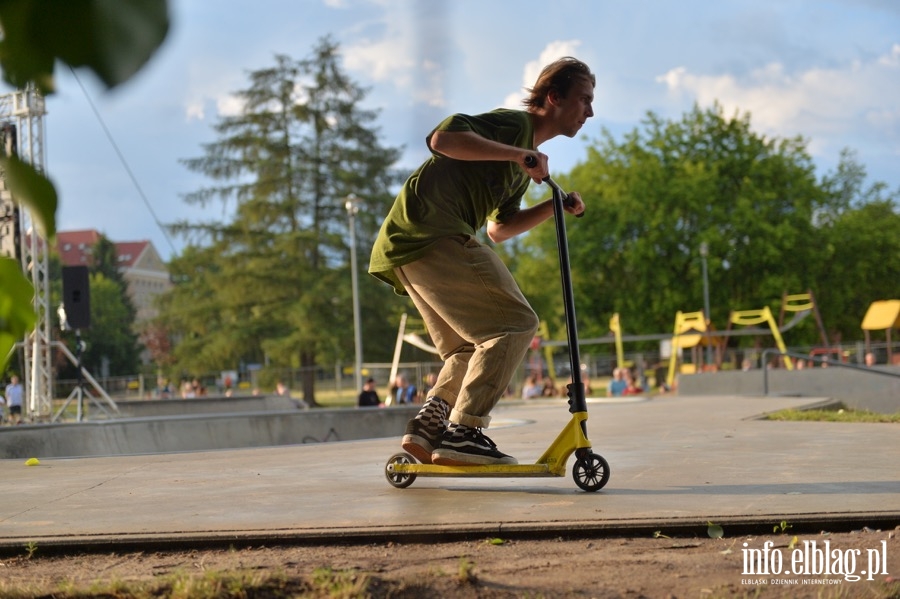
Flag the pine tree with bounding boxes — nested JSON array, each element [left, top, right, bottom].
[[162, 37, 401, 403]]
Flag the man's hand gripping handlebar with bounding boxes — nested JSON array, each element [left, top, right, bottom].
[[524, 154, 584, 217]]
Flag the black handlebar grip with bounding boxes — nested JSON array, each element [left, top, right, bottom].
[[524, 154, 584, 218], [568, 196, 585, 218]]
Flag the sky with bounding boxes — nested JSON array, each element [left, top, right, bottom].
[[12, 0, 900, 260]]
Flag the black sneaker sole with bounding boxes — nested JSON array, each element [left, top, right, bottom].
[[431, 448, 517, 466]]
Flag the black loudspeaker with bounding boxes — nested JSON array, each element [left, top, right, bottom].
[[62, 266, 91, 329]]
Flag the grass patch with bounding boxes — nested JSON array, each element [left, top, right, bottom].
[[764, 405, 900, 423], [0, 568, 374, 599]]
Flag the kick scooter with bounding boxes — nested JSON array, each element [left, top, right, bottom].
[[384, 166, 611, 492]]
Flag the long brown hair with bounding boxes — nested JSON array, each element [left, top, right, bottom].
[[523, 57, 595, 109]]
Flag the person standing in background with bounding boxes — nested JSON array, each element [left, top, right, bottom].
[[357, 378, 381, 407], [5, 374, 24, 424]]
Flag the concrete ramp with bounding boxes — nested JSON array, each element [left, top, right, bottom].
[[111, 395, 302, 418], [0, 405, 419, 459], [677, 365, 900, 414]]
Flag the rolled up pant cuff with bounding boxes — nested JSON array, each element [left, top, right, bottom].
[[449, 408, 491, 429]]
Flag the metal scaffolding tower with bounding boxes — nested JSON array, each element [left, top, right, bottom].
[[0, 87, 53, 419]]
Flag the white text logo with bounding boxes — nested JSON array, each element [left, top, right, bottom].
[[742, 540, 889, 583]]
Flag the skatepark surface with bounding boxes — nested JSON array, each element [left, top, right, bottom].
[[1, 394, 898, 553]]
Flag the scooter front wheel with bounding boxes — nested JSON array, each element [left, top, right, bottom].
[[385, 452, 417, 489], [572, 452, 610, 492]]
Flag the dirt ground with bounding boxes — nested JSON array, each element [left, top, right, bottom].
[[1, 529, 898, 598]]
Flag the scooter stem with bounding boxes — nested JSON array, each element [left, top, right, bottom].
[[547, 179, 587, 415]]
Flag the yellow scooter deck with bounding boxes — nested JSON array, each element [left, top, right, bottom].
[[392, 462, 556, 478], [388, 412, 591, 479]]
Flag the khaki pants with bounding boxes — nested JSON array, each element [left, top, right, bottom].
[[395, 235, 539, 428]]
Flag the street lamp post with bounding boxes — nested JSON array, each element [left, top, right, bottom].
[[345, 194, 363, 396], [699, 242, 712, 368]]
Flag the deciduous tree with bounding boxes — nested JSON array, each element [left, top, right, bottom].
[[513, 104, 895, 357]]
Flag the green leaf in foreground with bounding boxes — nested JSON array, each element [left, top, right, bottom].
[[0, 256, 36, 371], [1, 156, 57, 238], [0, 0, 170, 93]]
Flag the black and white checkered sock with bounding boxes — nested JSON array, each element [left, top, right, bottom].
[[415, 396, 450, 428], [445, 421, 472, 440]]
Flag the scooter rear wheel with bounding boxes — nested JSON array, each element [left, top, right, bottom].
[[385, 452, 417, 489], [572, 452, 610, 492]]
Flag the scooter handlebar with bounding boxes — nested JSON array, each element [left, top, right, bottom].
[[524, 154, 584, 217]]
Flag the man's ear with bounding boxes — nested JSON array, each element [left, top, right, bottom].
[[547, 88, 563, 107]]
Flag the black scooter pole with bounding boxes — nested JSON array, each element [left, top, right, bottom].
[[524, 154, 586, 414], [547, 177, 588, 415]]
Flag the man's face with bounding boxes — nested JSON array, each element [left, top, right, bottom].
[[554, 78, 595, 138]]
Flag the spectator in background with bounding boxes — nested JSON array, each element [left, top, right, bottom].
[[560, 366, 593, 397], [623, 370, 643, 396], [5, 374, 24, 424], [521, 375, 542, 399], [191, 378, 206, 397], [607, 368, 627, 397], [654, 364, 671, 393], [156, 377, 172, 399], [580, 365, 593, 396], [421, 372, 437, 398], [865, 352, 877, 367], [541, 377, 557, 397], [389, 373, 418, 405], [357, 378, 381, 407]]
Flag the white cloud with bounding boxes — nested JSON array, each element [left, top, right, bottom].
[[416, 59, 445, 108], [185, 101, 205, 121], [340, 0, 454, 109], [878, 42, 900, 67], [343, 35, 415, 84], [183, 89, 244, 122], [181, 58, 246, 122], [216, 95, 244, 118], [655, 43, 900, 154], [503, 40, 583, 109], [340, 2, 449, 106]]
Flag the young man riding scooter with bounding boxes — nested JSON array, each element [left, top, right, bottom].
[[369, 57, 594, 466]]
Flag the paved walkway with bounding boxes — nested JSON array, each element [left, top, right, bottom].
[[1, 394, 898, 552]]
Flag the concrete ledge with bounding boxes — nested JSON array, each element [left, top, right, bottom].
[[0, 405, 419, 459], [677, 365, 900, 413], [111, 395, 302, 418]]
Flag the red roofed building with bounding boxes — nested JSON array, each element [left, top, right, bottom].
[[56, 229, 172, 325]]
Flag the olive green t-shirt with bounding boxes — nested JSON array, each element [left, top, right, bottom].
[[369, 108, 535, 294]]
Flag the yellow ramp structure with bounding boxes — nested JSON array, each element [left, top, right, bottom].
[[610, 313, 624, 369], [727, 306, 794, 370], [778, 290, 829, 347], [666, 310, 706, 387], [535, 320, 557, 381], [862, 299, 900, 330], [861, 300, 900, 363]]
